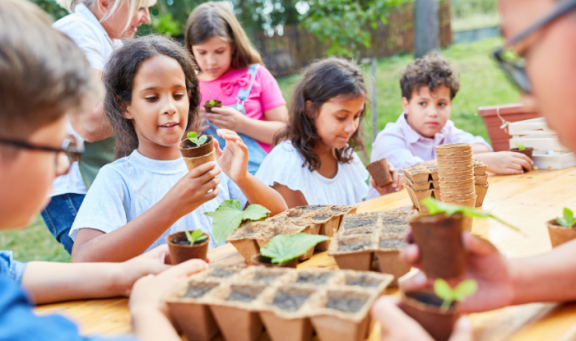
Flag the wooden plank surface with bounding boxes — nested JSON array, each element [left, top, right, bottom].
[[35, 168, 576, 340]]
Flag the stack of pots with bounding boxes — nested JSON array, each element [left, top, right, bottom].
[[436, 144, 477, 232]]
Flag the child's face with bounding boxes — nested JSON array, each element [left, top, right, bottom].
[[313, 95, 364, 151], [403, 85, 451, 138], [125, 55, 190, 159], [192, 37, 234, 81], [0, 116, 68, 229]]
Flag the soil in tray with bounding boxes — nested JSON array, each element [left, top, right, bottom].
[[170, 234, 207, 246], [184, 285, 214, 299], [254, 274, 281, 284], [379, 239, 407, 249], [226, 290, 257, 303], [271, 292, 309, 312], [234, 232, 258, 240], [300, 205, 325, 211], [382, 218, 409, 225], [343, 217, 377, 229], [382, 227, 409, 234], [331, 207, 350, 213], [346, 275, 380, 288], [338, 240, 371, 252], [296, 272, 333, 285], [327, 298, 367, 313], [208, 267, 237, 278], [312, 214, 330, 221], [408, 292, 456, 309]]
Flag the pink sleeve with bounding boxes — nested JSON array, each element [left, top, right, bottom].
[[257, 66, 286, 112]]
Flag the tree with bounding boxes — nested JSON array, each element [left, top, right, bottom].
[[414, 0, 440, 58]]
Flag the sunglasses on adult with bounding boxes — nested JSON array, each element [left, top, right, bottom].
[[493, 0, 576, 93]]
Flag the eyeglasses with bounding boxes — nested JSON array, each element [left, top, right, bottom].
[[0, 138, 84, 174], [493, 0, 576, 93]]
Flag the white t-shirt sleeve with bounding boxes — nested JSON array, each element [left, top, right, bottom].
[[54, 19, 106, 70], [69, 166, 129, 240]]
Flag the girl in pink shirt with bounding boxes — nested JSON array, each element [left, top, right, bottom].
[[185, 2, 288, 174]]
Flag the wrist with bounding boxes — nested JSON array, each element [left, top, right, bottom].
[[233, 171, 252, 188], [109, 263, 132, 297], [508, 257, 529, 305]]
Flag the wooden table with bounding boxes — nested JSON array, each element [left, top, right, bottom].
[[36, 168, 576, 340]]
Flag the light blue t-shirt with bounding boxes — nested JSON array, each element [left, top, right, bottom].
[[70, 150, 247, 250]]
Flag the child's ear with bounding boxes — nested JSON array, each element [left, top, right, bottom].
[[401, 97, 410, 115], [305, 100, 314, 118], [122, 103, 134, 120]]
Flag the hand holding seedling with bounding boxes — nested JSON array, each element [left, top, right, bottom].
[[184, 229, 207, 246], [434, 279, 478, 311], [187, 131, 207, 147], [556, 208, 576, 228], [473, 151, 532, 175], [213, 129, 249, 184], [206, 105, 246, 131]]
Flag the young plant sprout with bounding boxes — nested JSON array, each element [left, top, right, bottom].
[[187, 131, 207, 147], [421, 197, 520, 232], [434, 278, 478, 312], [513, 141, 526, 150], [556, 208, 576, 228], [205, 199, 270, 246], [260, 233, 330, 264], [184, 229, 207, 246], [208, 99, 217, 106]]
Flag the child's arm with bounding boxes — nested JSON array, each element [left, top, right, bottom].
[[21, 245, 169, 304], [472, 152, 533, 175], [369, 162, 405, 196], [71, 162, 222, 263], [271, 184, 308, 209], [214, 129, 288, 215]]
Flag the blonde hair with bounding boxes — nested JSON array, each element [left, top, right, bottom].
[[185, 2, 264, 70], [56, 0, 156, 31]]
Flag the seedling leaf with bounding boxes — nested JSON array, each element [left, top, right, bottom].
[[556, 208, 576, 228], [513, 141, 526, 150], [434, 279, 478, 312], [260, 233, 330, 264], [421, 198, 521, 232], [184, 229, 207, 246], [187, 131, 206, 146], [204, 200, 270, 246], [208, 99, 216, 105]]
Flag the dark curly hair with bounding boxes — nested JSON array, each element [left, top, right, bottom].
[[104, 35, 200, 158], [275, 58, 367, 172], [400, 52, 460, 100]]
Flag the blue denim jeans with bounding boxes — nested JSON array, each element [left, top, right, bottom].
[[40, 193, 85, 254]]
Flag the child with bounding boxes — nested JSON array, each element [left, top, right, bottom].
[[369, 53, 533, 198], [69, 35, 287, 263], [0, 1, 204, 340], [255, 58, 403, 208], [185, 2, 288, 174]]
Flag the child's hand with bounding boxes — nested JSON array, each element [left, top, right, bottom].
[[214, 129, 249, 184], [207, 106, 247, 132], [474, 151, 533, 175], [370, 163, 404, 196], [192, 106, 209, 134], [163, 161, 222, 219], [116, 245, 171, 296]]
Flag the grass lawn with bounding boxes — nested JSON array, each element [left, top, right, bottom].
[[0, 38, 520, 263]]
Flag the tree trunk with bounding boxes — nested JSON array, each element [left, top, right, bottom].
[[414, 0, 440, 58]]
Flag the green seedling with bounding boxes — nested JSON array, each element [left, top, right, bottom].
[[421, 197, 520, 232], [205, 199, 270, 246], [513, 141, 526, 150], [208, 99, 217, 106], [434, 278, 478, 312], [184, 229, 207, 246], [260, 233, 330, 264], [187, 131, 207, 147], [556, 208, 576, 228]]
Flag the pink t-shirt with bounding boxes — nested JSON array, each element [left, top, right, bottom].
[[199, 65, 286, 153]]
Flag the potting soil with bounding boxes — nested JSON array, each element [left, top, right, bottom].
[[271, 292, 309, 312], [254, 274, 280, 284], [295, 272, 332, 285], [171, 234, 206, 246], [184, 285, 214, 299], [326, 298, 366, 313], [346, 275, 380, 288], [379, 239, 407, 250], [382, 218, 410, 226], [226, 290, 256, 303], [338, 240, 371, 252], [208, 267, 237, 278], [409, 292, 455, 308], [343, 217, 377, 230]]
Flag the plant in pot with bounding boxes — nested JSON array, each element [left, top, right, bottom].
[[253, 233, 330, 268], [166, 229, 209, 264], [179, 131, 216, 171], [547, 208, 576, 248], [204, 99, 222, 113], [400, 279, 477, 341], [411, 198, 519, 279], [510, 142, 533, 171]]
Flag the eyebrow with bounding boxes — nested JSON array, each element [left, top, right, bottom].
[[140, 84, 186, 93]]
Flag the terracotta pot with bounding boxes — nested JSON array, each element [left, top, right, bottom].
[[367, 158, 393, 187], [547, 219, 576, 248], [510, 147, 534, 171], [179, 136, 216, 171], [399, 291, 459, 341], [251, 253, 298, 268], [479, 104, 539, 152], [204, 100, 222, 113], [409, 213, 465, 279], [166, 231, 209, 264]]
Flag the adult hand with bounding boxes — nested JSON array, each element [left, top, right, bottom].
[[370, 163, 404, 196], [475, 152, 533, 175], [214, 129, 249, 184], [116, 245, 172, 296], [400, 232, 515, 313], [372, 296, 473, 341], [207, 106, 247, 132]]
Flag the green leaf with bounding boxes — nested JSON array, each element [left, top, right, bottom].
[[557, 208, 576, 228], [204, 200, 270, 246], [453, 280, 478, 301], [198, 135, 207, 146], [187, 131, 197, 139], [184, 229, 206, 246], [260, 233, 330, 264], [434, 278, 455, 301], [208, 100, 216, 105], [513, 141, 526, 150]]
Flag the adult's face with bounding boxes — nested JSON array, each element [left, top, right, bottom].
[[98, 0, 151, 40], [499, 0, 576, 152]]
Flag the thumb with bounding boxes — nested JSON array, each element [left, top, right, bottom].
[[448, 316, 473, 341], [213, 138, 223, 158], [158, 259, 208, 279]]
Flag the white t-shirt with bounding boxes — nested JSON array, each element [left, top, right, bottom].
[[50, 4, 123, 197], [255, 141, 369, 205], [69, 150, 248, 250]]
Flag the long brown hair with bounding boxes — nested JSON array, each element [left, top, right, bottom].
[[275, 58, 367, 172], [185, 2, 263, 70]]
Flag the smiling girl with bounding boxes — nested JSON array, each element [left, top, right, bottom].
[[255, 58, 403, 208], [185, 2, 288, 174], [68, 36, 286, 262]]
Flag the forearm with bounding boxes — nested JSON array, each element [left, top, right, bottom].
[[237, 118, 286, 145], [131, 308, 181, 341], [510, 240, 576, 305], [236, 173, 288, 216], [68, 101, 114, 143], [472, 144, 491, 154], [21, 262, 125, 304]]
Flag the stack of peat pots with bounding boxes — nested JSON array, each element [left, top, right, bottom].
[[403, 164, 439, 212], [436, 143, 477, 231], [165, 266, 393, 341]]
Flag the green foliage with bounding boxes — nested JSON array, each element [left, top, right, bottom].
[[184, 229, 207, 246], [556, 208, 576, 228], [513, 142, 526, 150], [30, 0, 68, 21], [434, 279, 478, 312], [204, 200, 270, 246], [260, 233, 330, 264], [421, 198, 520, 232], [187, 131, 208, 147], [300, 0, 405, 57], [150, 13, 180, 36], [208, 100, 217, 106]]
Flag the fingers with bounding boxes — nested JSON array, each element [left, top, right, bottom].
[[217, 129, 242, 142], [213, 139, 222, 158], [189, 161, 217, 177], [157, 259, 208, 279], [397, 174, 405, 190], [370, 178, 377, 188], [371, 296, 433, 339], [462, 232, 499, 257], [391, 168, 399, 188], [448, 316, 473, 341], [399, 270, 430, 293], [143, 244, 170, 263], [400, 243, 420, 265], [200, 175, 221, 195]]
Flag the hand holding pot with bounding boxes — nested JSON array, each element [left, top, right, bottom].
[[473, 152, 533, 175], [213, 129, 249, 184], [370, 162, 404, 196], [401, 232, 515, 313], [115, 244, 172, 296], [206, 106, 247, 132], [371, 296, 473, 341]]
